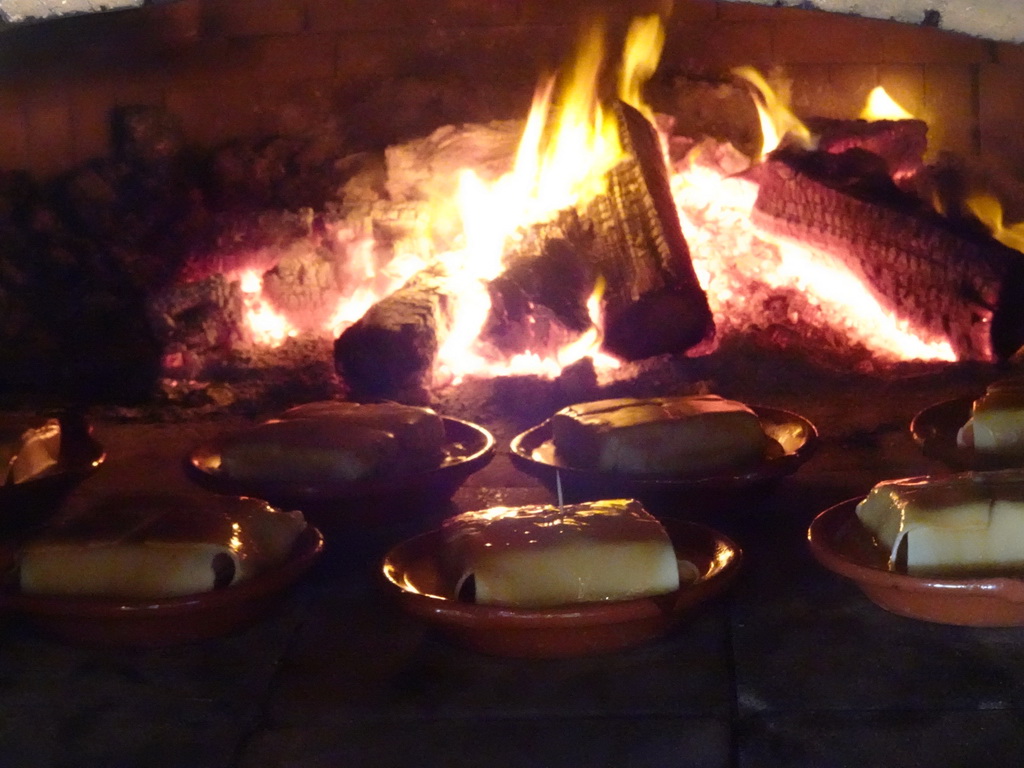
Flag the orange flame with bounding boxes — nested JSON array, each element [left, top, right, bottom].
[[733, 67, 813, 159], [236, 37, 960, 373], [966, 193, 1024, 253], [619, 15, 665, 123], [239, 269, 294, 347], [432, 17, 662, 384], [860, 86, 915, 121]]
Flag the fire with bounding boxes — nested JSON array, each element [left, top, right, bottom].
[[680, 70, 954, 363], [238, 269, 295, 347], [966, 193, 1024, 254], [433, 16, 662, 384], [860, 86, 915, 121], [751, 238, 957, 362], [232, 21, 964, 376], [325, 233, 426, 336], [619, 15, 665, 123], [733, 66, 813, 159], [673, 147, 956, 363]]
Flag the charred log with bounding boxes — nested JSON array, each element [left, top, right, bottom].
[[805, 117, 928, 181], [595, 102, 714, 359], [333, 265, 455, 403], [488, 102, 715, 362], [752, 146, 1024, 361], [483, 212, 598, 357]]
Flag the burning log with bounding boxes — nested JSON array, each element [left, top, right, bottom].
[[485, 103, 716, 362], [334, 216, 598, 403], [484, 213, 598, 358], [336, 216, 595, 402], [333, 102, 712, 399], [333, 264, 455, 403], [334, 102, 715, 399], [587, 102, 714, 360], [752, 146, 1024, 361], [806, 117, 928, 181]]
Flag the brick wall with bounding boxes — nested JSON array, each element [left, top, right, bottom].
[[0, 0, 1020, 181]]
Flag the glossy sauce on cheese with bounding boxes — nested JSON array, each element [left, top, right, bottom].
[[443, 499, 670, 550], [557, 395, 757, 430]]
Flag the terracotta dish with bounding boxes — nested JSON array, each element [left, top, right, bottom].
[[910, 396, 1024, 471], [186, 416, 495, 510], [381, 519, 742, 658], [1, 525, 324, 647], [509, 405, 816, 513], [0, 412, 106, 537], [808, 497, 1024, 626]]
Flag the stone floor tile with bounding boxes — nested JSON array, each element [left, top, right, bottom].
[[264, 594, 733, 724], [738, 710, 1024, 768], [238, 716, 732, 768]]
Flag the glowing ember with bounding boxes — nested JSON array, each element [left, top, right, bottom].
[[672, 140, 956, 363], [750, 238, 957, 362], [325, 234, 427, 337], [676, 71, 955, 363]]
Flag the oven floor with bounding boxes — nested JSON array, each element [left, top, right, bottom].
[[1, 369, 1021, 768]]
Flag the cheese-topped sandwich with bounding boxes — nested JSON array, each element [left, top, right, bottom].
[[855, 469, 1024, 576], [218, 401, 446, 483], [19, 495, 307, 599], [957, 379, 1024, 455], [441, 499, 682, 607], [551, 395, 780, 476]]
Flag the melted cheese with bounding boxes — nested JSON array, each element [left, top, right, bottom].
[[19, 496, 306, 598], [855, 470, 1024, 575], [551, 395, 772, 475], [442, 499, 681, 607], [957, 379, 1024, 453]]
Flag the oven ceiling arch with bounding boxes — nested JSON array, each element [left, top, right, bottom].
[[0, 0, 1018, 44], [724, 0, 1020, 44]]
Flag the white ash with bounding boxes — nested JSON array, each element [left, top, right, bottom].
[[0, 0, 140, 22], [385, 120, 522, 204], [728, 0, 1024, 43]]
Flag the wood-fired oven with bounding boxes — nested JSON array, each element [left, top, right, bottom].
[[0, 0, 1022, 411]]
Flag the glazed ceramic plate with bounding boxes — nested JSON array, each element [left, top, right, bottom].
[[186, 417, 496, 510], [808, 497, 1024, 626], [909, 396, 1024, 471], [509, 406, 816, 513], [382, 519, 742, 657], [2, 525, 324, 646], [0, 412, 106, 537]]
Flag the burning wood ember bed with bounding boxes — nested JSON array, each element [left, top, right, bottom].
[[333, 99, 715, 403]]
